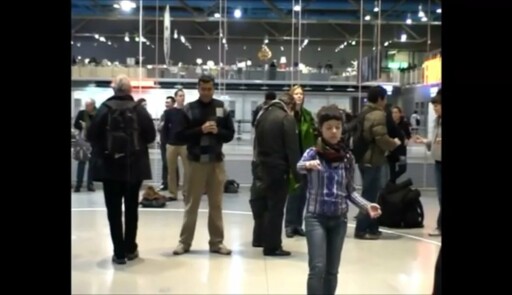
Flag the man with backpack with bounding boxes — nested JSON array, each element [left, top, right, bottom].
[[350, 86, 400, 240], [86, 75, 156, 265]]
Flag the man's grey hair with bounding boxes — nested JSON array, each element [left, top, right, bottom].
[[111, 74, 132, 96], [84, 98, 96, 106]]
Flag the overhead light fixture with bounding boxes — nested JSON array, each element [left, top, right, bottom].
[[436, 8, 441, 13], [421, 16, 428, 22], [114, 1, 136, 12], [214, 12, 221, 18], [400, 33, 407, 42], [365, 15, 371, 21], [124, 32, 129, 42], [373, 1, 379, 12], [406, 13, 412, 24], [173, 29, 178, 39], [418, 4, 425, 18], [234, 8, 242, 18], [293, 5, 301, 11]]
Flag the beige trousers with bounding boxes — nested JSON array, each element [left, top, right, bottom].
[[179, 161, 226, 247], [166, 145, 189, 197]]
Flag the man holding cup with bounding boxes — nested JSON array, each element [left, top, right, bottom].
[[172, 75, 235, 255]]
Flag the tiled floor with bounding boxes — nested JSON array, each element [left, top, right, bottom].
[[72, 188, 441, 294]]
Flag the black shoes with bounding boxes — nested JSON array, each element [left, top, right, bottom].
[[263, 248, 291, 256], [112, 251, 139, 265], [126, 250, 139, 261], [112, 256, 127, 265], [285, 227, 306, 238], [354, 232, 381, 240]]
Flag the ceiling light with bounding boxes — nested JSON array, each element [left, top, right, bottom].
[[365, 15, 371, 21], [400, 33, 407, 42], [234, 8, 242, 18], [214, 13, 220, 18], [436, 8, 441, 13], [119, 0, 136, 12], [293, 5, 301, 11]]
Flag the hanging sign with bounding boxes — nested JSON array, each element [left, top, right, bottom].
[[423, 55, 441, 85], [163, 5, 171, 66]]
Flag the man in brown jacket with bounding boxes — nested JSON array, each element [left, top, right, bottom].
[[355, 86, 400, 240]]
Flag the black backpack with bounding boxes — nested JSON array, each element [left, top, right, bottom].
[[377, 179, 424, 229], [224, 179, 240, 193], [347, 108, 378, 164], [104, 100, 141, 157]]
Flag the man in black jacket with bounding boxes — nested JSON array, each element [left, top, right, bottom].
[[251, 91, 276, 128], [251, 93, 301, 256], [87, 75, 156, 265], [173, 75, 235, 256], [157, 96, 175, 191]]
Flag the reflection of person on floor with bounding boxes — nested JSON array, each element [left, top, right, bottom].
[[172, 75, 235, 256], [297, 105, 381, 295], [251, 93, 301, 256], [414, 90, 441, 237], [87, 75, 156, 265]]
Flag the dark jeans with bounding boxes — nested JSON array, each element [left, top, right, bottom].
[[388, 159, 407, 183], [161, 143, 180, 188], [434, 161, 442, 230], [76, 159, 93, 188], [160, 144, 167, 187], [432, 246, 442, 295], [249, 161, 264, 245], [285, 175, 307, 229], [250, 163, 289, 251], [103, 180, 143, 258], [305, 214, 348, 295], [355, 164, 383, 234]]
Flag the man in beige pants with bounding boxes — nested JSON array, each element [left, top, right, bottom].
[[173, 75, 235, 255], [163, 90, 189, 201]]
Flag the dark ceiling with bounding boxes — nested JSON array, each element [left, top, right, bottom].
[[71, 0, 442, 50]]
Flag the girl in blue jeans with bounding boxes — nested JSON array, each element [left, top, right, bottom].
[[297, 105, 381, 295]]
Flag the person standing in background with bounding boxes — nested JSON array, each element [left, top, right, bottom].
[[157, 96, 175, 191], [73, 98, 96, 192], [285, 85, 317, 239], [252, 93, 301, 256], [164, 89, 189, 201], [415, 90, 441, 237]]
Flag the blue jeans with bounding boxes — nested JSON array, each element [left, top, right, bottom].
[[434, 161, 442, 230], [285, 175, 307, 229], [355, 164, 383, 234], [305, 214, 348, 295]]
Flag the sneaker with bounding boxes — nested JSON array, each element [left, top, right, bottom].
[[210, 244, 232, 255], [172, 243, 190, 255]]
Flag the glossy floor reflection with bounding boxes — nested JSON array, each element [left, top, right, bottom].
[[72, 188, 441, 294]]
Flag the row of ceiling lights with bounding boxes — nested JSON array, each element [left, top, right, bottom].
[[113, 0, 439, 24], [365, 3, 441, 23]]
